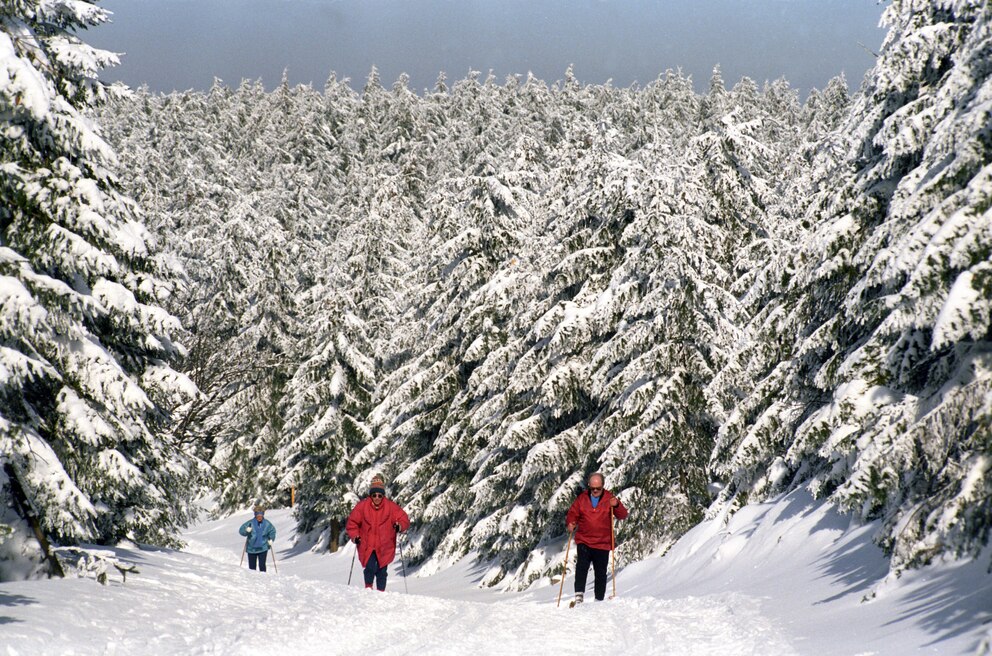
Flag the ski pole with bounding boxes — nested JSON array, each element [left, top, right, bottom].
[[269, 544, 278, 574], [609, 507, 617, 599], [398, 536, 409, 594], [556, 528, 574, 608], [347, 543, 357, 586], [240, 538, 247, 567]]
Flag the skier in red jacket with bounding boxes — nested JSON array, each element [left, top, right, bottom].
[[565, 471, 628, 605], [346, 475, 411, 591]]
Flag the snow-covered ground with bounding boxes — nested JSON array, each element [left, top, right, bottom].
[[2, 490, 989, 655]]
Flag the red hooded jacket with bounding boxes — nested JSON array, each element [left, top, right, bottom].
[[566, 489, 628, 551], [346, 496, 411, 567]]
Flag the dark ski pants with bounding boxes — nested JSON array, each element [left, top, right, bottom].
[[248, 550, 268, 572], [574, 543, 610, 600], [364, 550, 388, 591]]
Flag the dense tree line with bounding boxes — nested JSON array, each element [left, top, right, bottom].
[[93, 62, 828, 585], [712, 0, 992, 574]]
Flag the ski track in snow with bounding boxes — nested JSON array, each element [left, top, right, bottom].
[[1, 508, 796, 656], [4, 495, 990, 654]]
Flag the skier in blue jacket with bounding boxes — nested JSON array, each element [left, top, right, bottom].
[[239, 505, 277, 572]]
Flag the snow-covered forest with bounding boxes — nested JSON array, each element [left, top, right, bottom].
[[2, 0, 990, 601]]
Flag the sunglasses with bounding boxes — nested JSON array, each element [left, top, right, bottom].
[[370, 493, 384, 499], [589, 486, 603, 492]]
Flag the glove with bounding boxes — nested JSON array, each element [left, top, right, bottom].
[[353, 536, 361, 546], [267, 540, 273, 546], [393, 523, 402, 532], [245, 526, 252, 533], [610, 497, 619, 508]]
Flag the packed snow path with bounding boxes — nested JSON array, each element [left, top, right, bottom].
[[4, 494, 990, 654], [8, 554, 789, 655], [1, 508, 795, 656]]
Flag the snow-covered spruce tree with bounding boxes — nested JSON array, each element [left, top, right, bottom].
[[0, 0, 199, 569], [707, 73, 849, 427], [101, 80, 324, 511], [398, 104, 555, 567], [713, 0, 992, 571], [705, 73, 816, 423], [365, 148, 542, 571], [570, 76, 782, 564], [273, 270, 374, 544], [271, 72, 440, 544], [216, 237, 305, 509], [445, 126, 639, 580], [97, 85, 252, 465]]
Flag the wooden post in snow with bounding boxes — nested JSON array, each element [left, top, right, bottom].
[[330, 518, 340, 553]]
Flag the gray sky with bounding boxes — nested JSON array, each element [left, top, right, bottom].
[[87, 0, 886, 95]]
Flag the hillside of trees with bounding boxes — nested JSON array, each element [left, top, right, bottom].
[[2, 0, 989, 587]]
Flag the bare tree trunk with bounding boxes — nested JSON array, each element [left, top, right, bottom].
[[4, 463, 65, 578]]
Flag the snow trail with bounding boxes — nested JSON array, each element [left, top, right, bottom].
[[4, 496, 989, 654], [1, 508, 796, 655]]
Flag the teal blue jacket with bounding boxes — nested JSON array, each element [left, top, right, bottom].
[[239, 518, 276, 554]]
